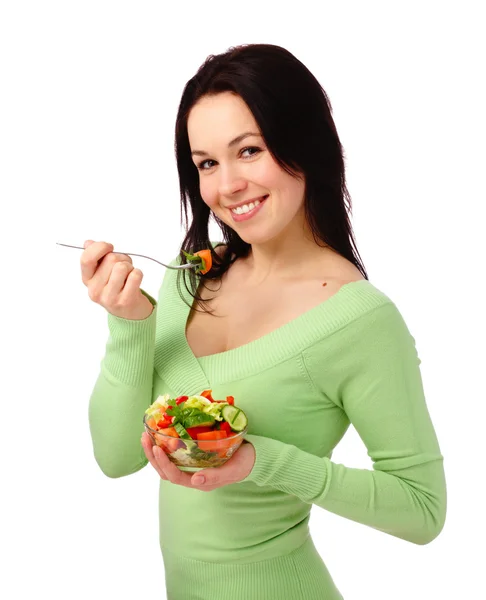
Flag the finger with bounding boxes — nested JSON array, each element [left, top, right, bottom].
[[91, 253, 133, 293], [141, 431, 168, 481], [87, 256, 134, 305], [190, 446, 247, 488], [142, 434, 199, 487], [80, 241, 114, 284], [152, 446, 193, 486], [150, 445, 197, 487], [119, 267, 144, 304], [141, 434, 168, 480], [103, 261, 135, 305], [189, 470, 222, 492]]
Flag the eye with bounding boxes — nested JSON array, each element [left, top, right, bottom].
[[197, 158, 216, 171], [196, 146, 262, 171], [240, 146, 261, 159]]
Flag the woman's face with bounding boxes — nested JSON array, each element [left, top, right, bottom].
[[187, 92, 306, 245]]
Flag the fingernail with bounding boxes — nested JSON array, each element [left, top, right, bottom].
[[192, 475, 205, 485]]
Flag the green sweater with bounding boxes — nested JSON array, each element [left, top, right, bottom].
[[88, 249, 447, 600]]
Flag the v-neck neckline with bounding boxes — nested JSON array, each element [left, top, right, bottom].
[[183, 279, 366, 361], [154, 259, 389, 392], [181, 278, 384, 380]]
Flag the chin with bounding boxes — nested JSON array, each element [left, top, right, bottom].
[[234, 230, 277, 246]]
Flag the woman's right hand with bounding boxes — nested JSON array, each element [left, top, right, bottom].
[[80, 240, 154, 320]]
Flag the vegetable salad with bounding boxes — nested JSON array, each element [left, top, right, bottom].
[[144, 389, 248, 468]]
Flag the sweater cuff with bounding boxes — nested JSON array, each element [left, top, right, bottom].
[[102, 289, 157, 387], [140, 288, 157, 307], [241, 434, 331, 502]]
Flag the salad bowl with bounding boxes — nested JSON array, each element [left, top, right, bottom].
[[143, 390, 248, 472]]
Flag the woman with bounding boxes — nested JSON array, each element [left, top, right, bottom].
[[85, 44, 447, 600]]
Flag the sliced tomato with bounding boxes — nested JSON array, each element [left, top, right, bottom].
[[226, 396, 235, 405], [200, 389, 216, 402], [175, 395, 188, 405], [157, 419, 172, 429]]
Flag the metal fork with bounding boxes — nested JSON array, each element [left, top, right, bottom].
[[56, 243, 196, 270]]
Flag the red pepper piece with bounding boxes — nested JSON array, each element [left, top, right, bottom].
[[157, 419, 172, 429], [175, 395, 188, 405], [226, 396, 235, 405], [186, 425, 214, 439], [200, 389, 215, 402], [219, 421, 233, 435]]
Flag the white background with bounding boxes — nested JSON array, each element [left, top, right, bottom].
[[1, 1, 485, 598]]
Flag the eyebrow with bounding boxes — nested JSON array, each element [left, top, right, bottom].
[[191, 132, 262, 157]]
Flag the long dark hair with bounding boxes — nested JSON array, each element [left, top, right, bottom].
[[174, 43, 368, 315]]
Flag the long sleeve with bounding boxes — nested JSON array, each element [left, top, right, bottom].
[[88, 287, 158, 478], [241, 302, 447, 546]]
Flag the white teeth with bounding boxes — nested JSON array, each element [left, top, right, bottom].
[[232, 197, 265, 215]]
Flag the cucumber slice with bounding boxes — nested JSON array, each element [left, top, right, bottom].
[[221, 405, 248, 432], [173, 422, 198, 452], [173, 422, 191, 440]]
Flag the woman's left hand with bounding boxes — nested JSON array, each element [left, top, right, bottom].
[[141, 432, 255, 491]]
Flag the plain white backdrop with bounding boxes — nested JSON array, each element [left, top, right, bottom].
[[1, 1, 485, 598]]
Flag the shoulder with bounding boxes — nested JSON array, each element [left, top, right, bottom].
[[325, 253, 367, 286], [302, 300, 421, 400], [309, 297, 416, 360]]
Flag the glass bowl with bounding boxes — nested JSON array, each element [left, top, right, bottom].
[[143, 414, 248, 472]]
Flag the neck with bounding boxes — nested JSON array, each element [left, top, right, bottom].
[[241, 218, 338, 286]]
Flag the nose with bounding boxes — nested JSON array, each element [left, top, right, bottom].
[[218, 165, 248, 197]]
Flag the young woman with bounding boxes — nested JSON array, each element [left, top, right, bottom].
[[84, 44, 447, 600]]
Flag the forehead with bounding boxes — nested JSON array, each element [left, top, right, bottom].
[[187, 92, 259, 144]]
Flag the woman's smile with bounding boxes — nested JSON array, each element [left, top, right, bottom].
[[229, 195, 269, 222]]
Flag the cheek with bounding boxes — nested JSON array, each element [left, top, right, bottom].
[[272, 175, 306, 214], [258, 158, 297, 191], [288, 177, 306, 201], [199, 180, 218, 208]]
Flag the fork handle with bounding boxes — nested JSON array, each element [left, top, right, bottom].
[[55, 243, 194, 270]]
